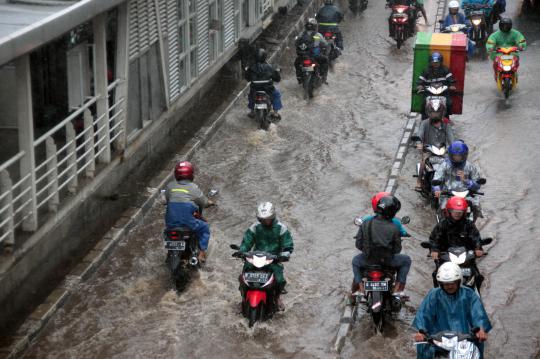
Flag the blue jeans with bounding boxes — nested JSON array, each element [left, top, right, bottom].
[[248, 87, 282, 111], [166, 203, 211, 251], [352, 253, 412, 285]]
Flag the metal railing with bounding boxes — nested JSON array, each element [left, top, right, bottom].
[[0, 81, 125, 248]]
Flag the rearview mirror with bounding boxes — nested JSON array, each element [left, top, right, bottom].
[[353, 216, 364, 226], [230, 244, 240, 250], [411, 135, 421, 142], [208, 189, 219, 198], [476, 178, 487, 185], [481, 237, 493, 245], [401, 216, 411, 224], [431, 179, 442, 186], [420, 241, 431, 249]]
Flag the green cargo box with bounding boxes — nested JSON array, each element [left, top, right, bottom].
[[411, 32, 467, 115]]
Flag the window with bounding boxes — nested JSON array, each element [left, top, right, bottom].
[[190, 49, 198, 79]]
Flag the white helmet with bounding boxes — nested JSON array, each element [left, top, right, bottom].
[[448, 0, 460, 9], [436, 262, 462, 283], [257, 202, 276, 220]]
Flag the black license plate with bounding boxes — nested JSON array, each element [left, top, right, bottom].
[[164, 240, 186, 250], [244, 272, 270, 283], [365, 281, 389, 291]]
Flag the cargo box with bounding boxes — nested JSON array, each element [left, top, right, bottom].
[[411, 32, 467, 115]]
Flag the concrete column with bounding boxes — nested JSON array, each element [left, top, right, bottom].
[[15, 54, 38, 231], [113, 3, 130, 150], [93, 13, 111, 163]]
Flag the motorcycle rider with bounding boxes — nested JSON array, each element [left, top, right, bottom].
[[462, 0, 505, 23], [294, 18, 329, 84], [387, 0, 425, 37], [316, 0, 344, 50], [486, 18, 526, 77], [237, 202, 294, 310], [413, 262, 492, 359], [245, 48, 282, 120], [417, 52, 456, 119], [161, 161, 215, 263], [351, 195, 412, 302], [432, 140, 483, 222], [428, 196, 485, 287], [442, 1, 476, 57]]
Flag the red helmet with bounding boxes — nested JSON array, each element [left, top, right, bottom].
[[446, 196, 468, 212], [174, 161, 194, 181], [371, 192, 391, 211]]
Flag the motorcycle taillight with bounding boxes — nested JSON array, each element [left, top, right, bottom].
[[255, 95, 265, 101], [168, 231, 179, 240], [303, 59, 313, 66], [369, 271, 384, 281], [324, 32, 333, 38]]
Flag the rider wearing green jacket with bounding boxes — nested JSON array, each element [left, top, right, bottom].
[[486, 17, 526, 60], [239, 202, 294, 308]]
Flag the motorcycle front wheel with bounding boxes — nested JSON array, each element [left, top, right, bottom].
[[503, 77, 512, 99]]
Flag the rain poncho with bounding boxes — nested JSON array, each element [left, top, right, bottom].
[[486, 29, 527, 60], [413, 286, 492, 359]]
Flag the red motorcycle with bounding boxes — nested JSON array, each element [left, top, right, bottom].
[[492, 46, 521, 99], [389, 4, 415, 49]]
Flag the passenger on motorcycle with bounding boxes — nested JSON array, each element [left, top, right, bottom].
[[442, 1, 475, 57], [161, 161, 215, 263], [238, 202, 294, 310], [316, 0, 344, 50], [245, 48, 283, 120], [428, 196, 485, 285], [352, 195, 412, 301], [432, 140, 484, 221], [294, 18, 329, 84], [413, 262, 492, 359], [417, 52, 456, 118], [414, 116, 455, 191], [486, 18, 526, 74]]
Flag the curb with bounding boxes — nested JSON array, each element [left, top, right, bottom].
[[0, 2, 322, 358], [333, 112, 419, 353]]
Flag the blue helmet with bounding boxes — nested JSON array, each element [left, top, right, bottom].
[[448, 141, 469, 165], [430, 52, 443, 64]]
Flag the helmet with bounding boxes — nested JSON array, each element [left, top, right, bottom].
[[257, 202, 276, 220], [174, 161, 194, 181], [429, 52, 443, 64], [448, 0, 460, 9], [499, 17, 512, 33], [305, 18, 317, 31], [447, 140, 469, 165], [371, 192, 391, 211], [255, 48, 267, 63], [436, 262, 462, 283], [375, 195, 401, 219], [324, 0, 333, 4], [446, 196, 468, 212]]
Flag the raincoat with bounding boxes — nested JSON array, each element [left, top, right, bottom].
[[239, 219, 294, 286], [486, 29, 527, 60], [413, 286, 492, 358]]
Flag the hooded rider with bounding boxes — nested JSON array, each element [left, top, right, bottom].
[[316, 0, 344, 50], [237, 202, 294, 310], [486, 18, 526, 77], [413, 262, 492, 359], [294, 18, 329, 84]]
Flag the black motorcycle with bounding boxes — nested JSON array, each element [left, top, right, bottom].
[[411, 138, 447, 204], [321, 30, 342, 64], [249, 82, 273, 131], [431, 178, 486, 223], [298, 52, 323, 100]]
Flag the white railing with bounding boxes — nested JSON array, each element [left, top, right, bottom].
[[0, 81, 125, 248]]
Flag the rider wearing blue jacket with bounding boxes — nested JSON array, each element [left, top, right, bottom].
[[442, 1, 475, 57], [414, 262, 492, 358]]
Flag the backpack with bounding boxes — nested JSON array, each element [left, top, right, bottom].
[[296, 32, 314, 53], [363, 220, 394, 264]]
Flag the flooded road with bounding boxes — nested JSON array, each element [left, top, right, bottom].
[[24, 0, 540, 357]]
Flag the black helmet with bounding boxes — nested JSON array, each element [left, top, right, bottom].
[[324, 0, 333, 4], [375, 195, 401, 219], [305, 18, 317, 31], [255, 48, 267, 63], [499, 17, 512, 33]]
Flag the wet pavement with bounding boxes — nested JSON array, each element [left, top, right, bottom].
[[23, 0, 540, 358]]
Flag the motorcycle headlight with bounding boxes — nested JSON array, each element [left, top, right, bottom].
[[472, 19, 482, 26], [450, 25, 460, 32], [503, 65, 512, 71], [397, 7, 405, 13]]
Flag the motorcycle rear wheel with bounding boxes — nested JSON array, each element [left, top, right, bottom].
[[371, 311, 384, 333], [256, 109, 270, 130]]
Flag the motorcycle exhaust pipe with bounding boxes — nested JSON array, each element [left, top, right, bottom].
[[189, 256, 199, 266]]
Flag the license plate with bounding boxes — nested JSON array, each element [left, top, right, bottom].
[[461, 268, 472, 276], [365, 281, 389, 291], [392, 13, 407, 17], [500, 55, 514, 60], [244, 272, 270, 283], [164, 240, 186, 250], [303, 66, 314, 72], [254, 103, 267, 109]]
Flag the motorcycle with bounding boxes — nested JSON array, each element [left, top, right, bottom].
[[322, 30, 341, 63], [415, 330, 482, 358], [464, 3, 495, 34], [298, 51, 323, 100], [353, 215, 411, 332], [349, 0, 368, 14], [493, 46, 520, 100], [230, 244, 290, 327], [411, 138, 447, 201], [419, 82, 449, 121], [465, 6, 491, 58], [440, 23, 475, 59], [162, 189, 218, 291], [420, 237, 492, 294], [389, 4, 416, 49], [249, 81, 273, 131]]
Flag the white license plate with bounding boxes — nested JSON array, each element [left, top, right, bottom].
[[461, 268, 472, 276], [254, 103, 268, 109], [244, 272, 270, 283], [165, 240, 186, 250], [392, 13, 407, 17], [500, 55, 514, 60], [303, 66, 314, 72], [365, 281, 389, 291]]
